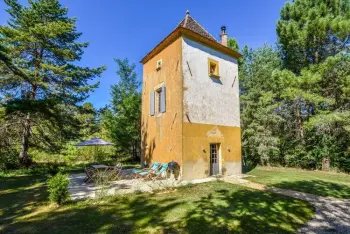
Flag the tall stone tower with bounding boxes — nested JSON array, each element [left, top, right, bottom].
[[141, 11, 242, 180]]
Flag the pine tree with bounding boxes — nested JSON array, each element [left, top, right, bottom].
[[277, 0, 350, 73], [238, 45, 283, 165], [228, 38, 239, 51], [77, 102, 99, 138], [0, 0, 105, 165], [103, 58, 141, 159]]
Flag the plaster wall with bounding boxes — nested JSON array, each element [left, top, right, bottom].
[[182, 122, 241, 180], [141, 37, 183, 168], [141, 36, 242, 180], [181, 37, 241, 180], [182, 37, 240, 127]]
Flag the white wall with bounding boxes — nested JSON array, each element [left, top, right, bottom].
[[182, 37, 240, 127]]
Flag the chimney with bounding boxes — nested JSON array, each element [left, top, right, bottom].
[[220, 26, 228, 47]]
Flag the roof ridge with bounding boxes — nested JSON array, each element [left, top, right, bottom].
[[183, 10, 190, 27]]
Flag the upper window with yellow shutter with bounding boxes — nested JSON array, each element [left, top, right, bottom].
[[208, 58, 219, 78]]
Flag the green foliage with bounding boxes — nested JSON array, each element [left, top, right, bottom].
[[305, 111, 350, 172], [277, 0, 350, 73], [31, 142, 114, 164], [239, 45, 282, 166], [46, 162, 60, 176], [47, 172, 70, 205], [77, 103, 99, 138], [227, 37, 239, 51], [240, 46, 350, 171], [0, 148, 19, 171], [239, 1, 350, 171], [0, 0, 106, 165], [102, 58, 141, 159]]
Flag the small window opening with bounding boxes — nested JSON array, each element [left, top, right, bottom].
[[156, 59, 162, 71], [156, 88, 162, 113], [208, 58, 219, 78]]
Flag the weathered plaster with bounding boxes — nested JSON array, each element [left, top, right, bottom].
[[141, 37, 183, 168], [141, 35, 242, 181], [182, 37, 240, 127], [182, 122, 241, 180], [179, 37, 241, 180]]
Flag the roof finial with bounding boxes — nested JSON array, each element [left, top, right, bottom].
[[186, 10, 190, 15]]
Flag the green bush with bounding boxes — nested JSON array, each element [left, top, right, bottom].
[[0, 149, 20, 171], [47, 162, 60, 175], [62, 143, 79, 163], [47, 172, 70, 205]]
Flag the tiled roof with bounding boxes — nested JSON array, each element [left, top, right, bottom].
[[140, 11, 242, 63], [177, 11, 218, 42]]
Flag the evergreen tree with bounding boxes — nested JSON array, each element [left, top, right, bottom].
[[237, 44, 349, 169], [77, 102, 99, 138], [238, 45, 283, 165], [103, 58, 141, 159], [277, 0, 350, 73], [0, 0, 105, 165], [228, 38, 239, 51]]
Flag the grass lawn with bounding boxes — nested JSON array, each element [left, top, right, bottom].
[[0, 174, 314, 234], [246, 167, 350, 199]]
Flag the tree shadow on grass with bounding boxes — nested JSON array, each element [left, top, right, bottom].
[[4, 195, 183, 234], [181, 187, 313, 234], [3, 182, 314, 234], [242, 165, 256, 174], [0, 175, 49, 230], [273, 180, 350, 199]]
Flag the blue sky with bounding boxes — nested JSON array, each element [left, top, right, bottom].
[[0, 0, 287, 109]]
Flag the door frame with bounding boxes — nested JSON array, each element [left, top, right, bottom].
[[209, 143, 221, 176]]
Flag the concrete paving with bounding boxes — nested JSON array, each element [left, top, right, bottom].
[[68, 173, 178, 200], [68, 171, 220, 200]]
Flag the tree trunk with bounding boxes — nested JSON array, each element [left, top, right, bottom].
[[315, 49, 319, 64], [296, 106, 304, 138], [322, 157, 330, 171], [19, 114, 31, 167]]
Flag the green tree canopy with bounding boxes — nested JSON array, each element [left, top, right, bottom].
[[0, 0, 105, 165], [277, 0, 350, 73], [102, 58, 141, 159]]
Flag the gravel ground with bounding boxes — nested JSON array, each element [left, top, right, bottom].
[[225, 178, 350, 234]]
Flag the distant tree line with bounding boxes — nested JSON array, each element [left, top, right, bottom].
[[230, 0, 350, 172]]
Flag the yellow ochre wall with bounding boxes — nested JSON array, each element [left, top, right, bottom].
[[182, 122, 241, 180], [141, 36, 242, 180], [141, 37, 183, 167]]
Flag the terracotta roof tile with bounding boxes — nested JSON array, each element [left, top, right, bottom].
[[140, 11, 242, 63], [177, 12, 218, 42]]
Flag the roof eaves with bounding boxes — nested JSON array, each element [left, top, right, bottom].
[[140, 27, 242, 64]]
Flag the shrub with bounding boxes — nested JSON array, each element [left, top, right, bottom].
[[47, 172, 70, 205], [0, 149, 20, 171], [47, 162, 60, 175], [62, 143, 79, 163]]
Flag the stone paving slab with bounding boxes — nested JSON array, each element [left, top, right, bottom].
[[68, 172, 220, 200], [68, 173, 180, 200]]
